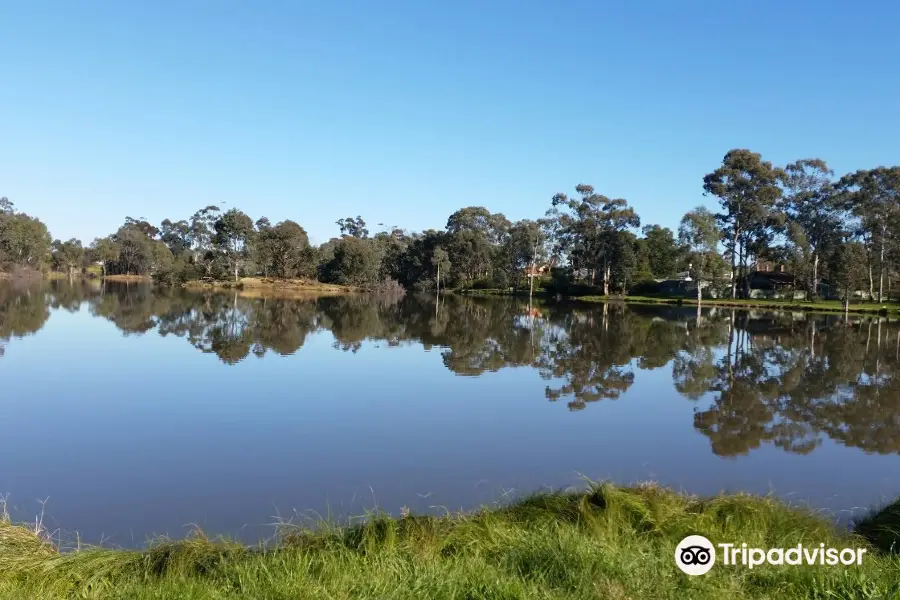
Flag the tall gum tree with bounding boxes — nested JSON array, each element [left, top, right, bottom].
[[546, 185, 640, 295], [835, 167, 900, 302], [679, 206, 724, 307], [214, 209, 255, 281], [703, 149, 786, 298], [781, 159, 841, 299]]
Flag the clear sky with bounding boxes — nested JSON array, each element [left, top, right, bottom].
[[1, 1, 898, 245]]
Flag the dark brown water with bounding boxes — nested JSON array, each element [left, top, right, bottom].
[[2, 280, 899, 546]]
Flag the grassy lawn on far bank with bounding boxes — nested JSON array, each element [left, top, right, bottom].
[[457, 286, 900, 316], [2, 484, 899, 599], [183, 277, 356, 294], [572, 295, 900, 316]]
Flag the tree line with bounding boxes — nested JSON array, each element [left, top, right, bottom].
[[2, 149, 898, 301]]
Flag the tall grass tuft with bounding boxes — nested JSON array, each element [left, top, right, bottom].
[[3, 483, 900, 599]]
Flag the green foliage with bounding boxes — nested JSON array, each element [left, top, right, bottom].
[[90, 237, 120, 276], [254, 219, 311, 278], [50, 238, 85, 277], [111, 225, 151, 274], [0, 198, 52, 270], [703, 149, 787, 297], [835, 167, 900, 302], [336, 215, 369, 238], [214, 209, 255, 281], [321, 236, 382, 286], [828, 242, 869, 302], [4, 150, 897, 301], [781, 159, 841, 299], [640, 224, 679, 278], [545, 184, 641, 294], [679, 206, 725, 300]]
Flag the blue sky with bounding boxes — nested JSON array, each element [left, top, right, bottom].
[[1, 1, 898, 245]]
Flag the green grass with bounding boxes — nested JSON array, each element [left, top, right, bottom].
[[573, 295, 900, 316], [2, 484, 900, 599]]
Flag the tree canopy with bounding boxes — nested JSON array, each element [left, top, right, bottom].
[[2, 149, 897, 302]]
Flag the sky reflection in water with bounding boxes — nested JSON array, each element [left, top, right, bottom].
[[1, 280, 899, 546]]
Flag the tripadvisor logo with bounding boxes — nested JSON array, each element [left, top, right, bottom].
[[675, 535, 716, 575], [674, 535, 867, 576]]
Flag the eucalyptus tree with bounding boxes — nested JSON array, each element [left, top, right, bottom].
[[641, 224, 679, 278], [444, 206, 510, 286], [431, 246, 450, 294], [253, 219, 311, 278], [91, 237, 120, 277], [829, 241, 869, 314], [0, 198, 52, 270], [394, 229, 447, 290], [213, 209, 255, 281], [159, 218, 193, 256], [496, 219, 548, 294], [51, 238, 85, 279], [336, 216, 369, 239], [781, 159, 841, 299], [834, 167, 900, 302], [546, 184, 640, 295], [113, 221, 156, 275], [679, 207, 724, 305], [703, 149, 786, 298], [188, 205, 222, 255], [321, 235, 382, 285]]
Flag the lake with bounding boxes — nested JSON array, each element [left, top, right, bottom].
[[2, 279, 900, 547]]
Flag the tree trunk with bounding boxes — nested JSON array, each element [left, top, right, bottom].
[[730, 228, 738, 299], [811, 252, 819, 300], [727, 311, 735, 380], [879, 231, 885, 302], [696, 272, 702, 306], [868, 263, 874, 300], [810, 322, 816, 360], [603, 263, 610, 296]]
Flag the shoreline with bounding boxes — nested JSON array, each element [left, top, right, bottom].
[[1, 484, 897, 598], [572, 294, 900, 316], [182, 277, 356, 295], [460, 288, 900, 316], [99, 274, 151, 282]]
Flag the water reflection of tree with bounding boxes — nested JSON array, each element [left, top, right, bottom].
[[679, 313, 900, 457], [8, 280, 900, 459], [0, 281, 52, 359]]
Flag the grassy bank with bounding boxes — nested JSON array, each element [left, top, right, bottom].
[[183, 277, 355, 295], [573, 294, 900, 316], [2, 484, 899, 599], [101, 274, 151, 282]]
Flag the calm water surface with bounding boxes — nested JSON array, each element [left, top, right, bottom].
[[2, 280, 900, 546]]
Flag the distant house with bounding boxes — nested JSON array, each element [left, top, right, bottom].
[[524, 264, 551, 278], [673, 268, 692, 282], [746, 259, 806, 299], [754, 258, 788, 274], [748, 270, 794, 291]]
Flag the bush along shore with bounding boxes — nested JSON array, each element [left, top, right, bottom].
[[2, 484, 900, 599]]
